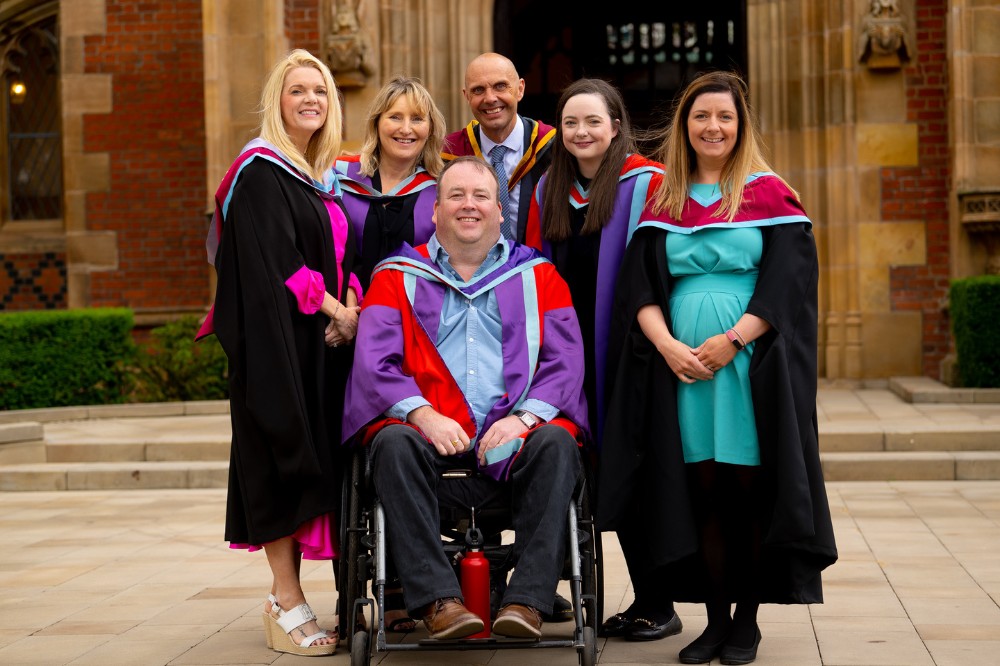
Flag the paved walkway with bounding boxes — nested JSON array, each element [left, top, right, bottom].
[[1, 481, 999, 665], [1, 381, 1000, 664]]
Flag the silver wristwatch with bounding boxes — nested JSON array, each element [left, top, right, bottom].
[[513, 409, 541, 429]]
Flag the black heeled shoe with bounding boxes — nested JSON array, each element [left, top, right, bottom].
[[624, 611, 683, 641], [720, 626, 761, 665], [678, 626, 731, 664]]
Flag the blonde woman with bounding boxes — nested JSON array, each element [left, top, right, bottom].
[[199, 49, 360, 657], [335, 76, 445, 289]]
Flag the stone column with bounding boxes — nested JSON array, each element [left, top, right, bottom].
[[203, 0, 287, 205], [748, 0, 866, 378], [202, 0, 287, 304], [60, 0, 114, 308]]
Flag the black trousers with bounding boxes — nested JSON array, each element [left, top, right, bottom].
[[371, 424, 582, 616]]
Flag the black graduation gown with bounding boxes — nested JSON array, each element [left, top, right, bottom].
[[598, 222, 837, 604], [212, 159, 356, 546]]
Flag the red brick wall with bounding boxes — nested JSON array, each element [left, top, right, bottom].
[[881, 0, 950, 378], [285, 0, 321, 53], [82, 0, 207, 311]]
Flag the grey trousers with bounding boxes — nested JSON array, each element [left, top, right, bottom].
[[371, 423, 582, 616]]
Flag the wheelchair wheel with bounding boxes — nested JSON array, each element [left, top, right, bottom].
[[338, 449, 365, 640], [577, 478, 602, 632], [579, 626, 597, 666], [350, 629, 370, 666]]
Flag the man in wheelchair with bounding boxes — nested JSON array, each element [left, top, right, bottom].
[[343, 156, 589, 640]]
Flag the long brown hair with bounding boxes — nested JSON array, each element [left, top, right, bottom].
[[652, 70, 797, 221], [541, 78, 638, 242]]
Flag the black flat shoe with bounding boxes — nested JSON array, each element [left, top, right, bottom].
[[720, 626, 762, 665], [600, 612, 633, 637], [624, 611, 683, 641], [679, 631, 729, 664]]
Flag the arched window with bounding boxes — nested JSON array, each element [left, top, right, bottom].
[[1, 11, 62, 223]]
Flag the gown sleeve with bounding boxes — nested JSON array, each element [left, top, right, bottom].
[[746, 221, 817, 336], [285, 266, 326, 314]]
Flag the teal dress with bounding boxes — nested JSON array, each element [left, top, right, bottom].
[[667, 184, 762, 465]]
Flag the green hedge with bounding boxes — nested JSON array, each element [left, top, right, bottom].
[[951, 275, 1000, 388], [128, 316, 228, 402], [0, 308, 135, 409]]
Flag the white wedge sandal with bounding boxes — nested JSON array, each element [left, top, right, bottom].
[[264, 599, 337, 656]]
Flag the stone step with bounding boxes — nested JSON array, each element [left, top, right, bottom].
[[0, 460, 228, 491], [44, 438, 230, 463], [0, 422, 45, 465], [820, 451, 1000, 481], [33, 428, 1000, 464], [819, 425, 1000, 452], [889, 376, 1000, 404], [0, 400, 229, 425], [40, 413, 231, 463], [1, 450, 999, 491]]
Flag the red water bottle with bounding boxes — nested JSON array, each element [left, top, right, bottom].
[[460, 514, 491, 638]]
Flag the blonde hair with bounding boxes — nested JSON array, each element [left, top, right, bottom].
[[652, 70, 797, 221], [259, 49, 342, 182], [358, 76, 445, 179]]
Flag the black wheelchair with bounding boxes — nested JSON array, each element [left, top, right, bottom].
[[335, 444, 603, 665]]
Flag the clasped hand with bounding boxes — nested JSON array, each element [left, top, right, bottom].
[[324, 305, 360, 347], [661, 332, 737, 384]]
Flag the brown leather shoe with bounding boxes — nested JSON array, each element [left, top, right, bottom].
[[421, 597, 484, 639], [492, 603, 543, 638]]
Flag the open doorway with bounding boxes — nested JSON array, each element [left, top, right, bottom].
[[494, 1, 747, 151]]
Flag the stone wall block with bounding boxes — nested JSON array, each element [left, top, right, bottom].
[[856, 72, 907, 123], [974, 100, 1000, 144], [66, 231, 118, 269], [971, 8, 1000, 54], [861, 312, 924, 377], [857, 123, 919, 167], [855, 165, 882, 223], [61, 74, 113, 115], [60, 0, 106, 37], [859, 221, 926, 268], [64, 153, 110, 192], [971, 56, 1000, 98]]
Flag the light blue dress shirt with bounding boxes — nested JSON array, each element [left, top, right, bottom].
[[386, 233, 558, 438]]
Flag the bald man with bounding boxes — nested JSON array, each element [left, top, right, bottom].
[[442, 53, 555, 244]]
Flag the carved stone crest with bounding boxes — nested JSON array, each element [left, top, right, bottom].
[[324, 0, 373, 88], [858, 0, 912, 70]]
